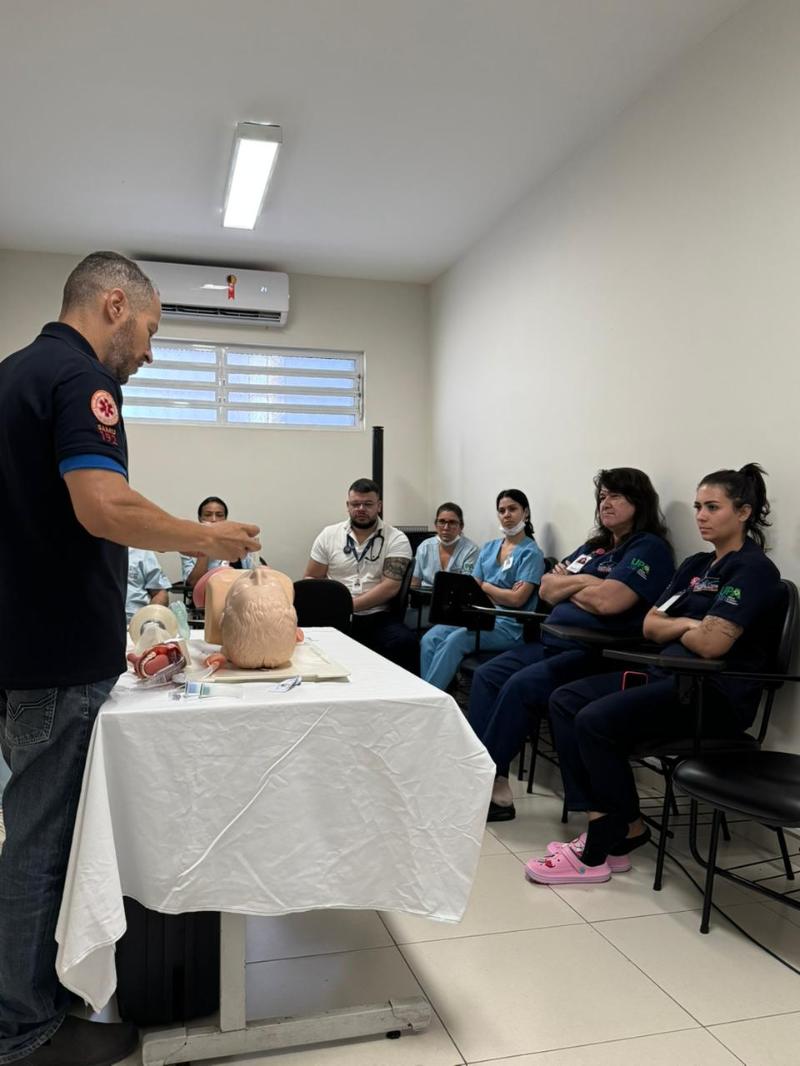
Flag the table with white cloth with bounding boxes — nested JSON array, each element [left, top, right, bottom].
[[55, 628, 495, 1063]]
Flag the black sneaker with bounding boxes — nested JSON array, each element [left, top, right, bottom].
[[487, 800, 516, 822], [19, 1016, 138, 1066]]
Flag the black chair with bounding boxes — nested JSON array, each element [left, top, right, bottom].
[[604, 578, 799, 895], [293, 578, 352, 634], [674, 751, 800, 933]]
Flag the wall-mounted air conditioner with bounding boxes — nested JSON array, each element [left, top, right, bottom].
[[135, 260, 289, 326]]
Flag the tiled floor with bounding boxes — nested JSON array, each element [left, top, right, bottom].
[[105, 762, 800, 1065], [4, 763, 800, 1066]]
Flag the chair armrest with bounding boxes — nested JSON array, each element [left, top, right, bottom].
[[466, 605, 551, 622], [541, 623, 644, 648], [408, 587, 432, 606], [603, 648, 726, 673]]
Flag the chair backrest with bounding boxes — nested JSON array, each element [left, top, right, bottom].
[[293, 579, 352, 634], [428, 571, 495, 631], [770, 579, 799, 678]]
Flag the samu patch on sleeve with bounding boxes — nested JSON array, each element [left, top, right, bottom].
[[90, 390, 119, 426]]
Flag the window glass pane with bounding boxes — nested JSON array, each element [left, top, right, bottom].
[[226, 410, 355, 426], [152, 344, 217, 365], [124, 386, 217, 402], [227, 391, 354, 408], [124, 405, 218, 422], [136, 367, 217, 383], [227, 352, 356, 372], [227, 372, 354, 389]]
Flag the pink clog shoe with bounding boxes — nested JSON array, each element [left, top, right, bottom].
[[546, 833, 631, 873], [525, 843, 611, 885]]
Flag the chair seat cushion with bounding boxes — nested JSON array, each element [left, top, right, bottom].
[[674, 751, 800, 826]]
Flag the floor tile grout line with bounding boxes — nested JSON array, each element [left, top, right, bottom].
[[589, 918, 706, 1029], [393, 941, 468, 1065], [459, 1024, 715, 1065], [704, 1024, 748, 1065]]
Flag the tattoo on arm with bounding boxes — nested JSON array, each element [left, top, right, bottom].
[[383, 556, 409, 581], [700, 616, 743, 641]]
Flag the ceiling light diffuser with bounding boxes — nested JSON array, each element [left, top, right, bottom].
[[223, 122, 282, 229]]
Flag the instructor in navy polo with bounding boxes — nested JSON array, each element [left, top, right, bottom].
[[0, 253, 260, 1066]]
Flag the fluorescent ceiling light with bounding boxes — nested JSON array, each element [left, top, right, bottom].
[[223, 122, 282, 229]]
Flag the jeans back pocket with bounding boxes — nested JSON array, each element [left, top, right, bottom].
[[5, 688, 58, 747]]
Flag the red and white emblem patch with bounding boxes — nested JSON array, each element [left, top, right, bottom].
[[90, 390, 119, 426]]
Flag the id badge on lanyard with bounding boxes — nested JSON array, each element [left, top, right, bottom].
[[566, 553, 592, 574]]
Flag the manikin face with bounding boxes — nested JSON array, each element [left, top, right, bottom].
[[347, 491, 381, 530], [694, 483, 750, 545], [435, 510, 463, 544], [497, 497, 527, 533], [104, 294, 161, 385], [598, 487, 636, 539]]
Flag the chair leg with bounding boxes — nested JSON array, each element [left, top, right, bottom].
[[561, 796, 568, 824], [701, 808, 723, 933], [720, 812, 731, 843], [653, 771, 675, 892], [526, 716, 542, 795], [517, 739, 526, 781], [775, 828, 796, 881]]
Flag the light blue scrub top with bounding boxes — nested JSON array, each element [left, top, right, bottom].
[[413, 535, 480, 588], [180, 553, 256, 581], [126, 548, 173, 621], [473, 536, 545, 639]]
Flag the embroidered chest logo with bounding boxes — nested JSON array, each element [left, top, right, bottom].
[[630, 557, 651, 580], [91, 390, 119, 426]]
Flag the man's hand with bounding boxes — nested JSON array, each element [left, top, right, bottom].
[[197, 521, 260, 562]]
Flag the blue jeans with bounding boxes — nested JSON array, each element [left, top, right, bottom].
[[0, 678, 117, 1063], [0, 758, 9, 801], [420, 622, 522, 690]]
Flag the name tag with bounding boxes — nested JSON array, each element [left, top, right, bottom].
[[567, 554, 592, 574], [656, 593, 682, 614], [502, 554, 514, 572]]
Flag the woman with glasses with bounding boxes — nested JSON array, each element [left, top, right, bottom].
[[421, 490, 544, 691], [411, 502, 479, 589]]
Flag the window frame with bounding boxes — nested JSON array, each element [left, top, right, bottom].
[[122, 337, 365, 432]]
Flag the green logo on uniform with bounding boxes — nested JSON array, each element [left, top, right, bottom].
[[630, 558, 651, 579], [718, 585, 742, 606]]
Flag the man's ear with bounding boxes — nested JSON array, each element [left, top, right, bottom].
[[105, 287, 127, 323]]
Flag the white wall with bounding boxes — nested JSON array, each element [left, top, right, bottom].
[[430, 0, 800, 749], [0, 250, 431, 580]]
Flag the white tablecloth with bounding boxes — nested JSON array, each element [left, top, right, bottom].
[[55, 629, 494, 1010]]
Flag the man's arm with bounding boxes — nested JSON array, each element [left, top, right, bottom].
[[352, 556, 408, 612], [304, 559, 329, 579], [64, 469, 259, 558]]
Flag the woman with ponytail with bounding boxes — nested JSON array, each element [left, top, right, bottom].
[[529, 463, 782, 886], [421, 490, 544, 690]]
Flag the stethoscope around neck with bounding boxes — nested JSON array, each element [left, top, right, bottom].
[[343, 528, 385, 564]]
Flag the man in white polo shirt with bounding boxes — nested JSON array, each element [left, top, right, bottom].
[[304, 478, 419, 673]]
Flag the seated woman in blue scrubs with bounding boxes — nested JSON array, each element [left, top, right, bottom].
[[421, 490, 544, 691], [528, 463, 781, 885], [181, 496, 258, 589], [411, 502, 480, 588], [471, 468, 674, 822]]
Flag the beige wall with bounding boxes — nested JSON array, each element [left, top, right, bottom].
[[430, 0, 800, 749], [0, 250, 431, 580]]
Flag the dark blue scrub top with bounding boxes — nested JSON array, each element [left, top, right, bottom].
[[544, 531, 674, 643]]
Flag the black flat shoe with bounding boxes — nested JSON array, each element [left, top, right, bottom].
[[487, 801, 516, 822], [21, 1016, 138, 1066]]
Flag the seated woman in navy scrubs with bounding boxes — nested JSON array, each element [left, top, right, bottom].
[[472, 468, 674, 822], [421, 490, 545, 691], [527, 463, 781, 885]]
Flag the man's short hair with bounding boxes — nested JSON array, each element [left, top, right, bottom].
[[348, 478, 380, 496], [349, 477, 379, 496], [61, 251, 156, 313]]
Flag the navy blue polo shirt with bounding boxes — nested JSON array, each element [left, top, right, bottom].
[[544, 532, 674, 643], [652, 539, 782, 718], [0, 323, 129, 688]]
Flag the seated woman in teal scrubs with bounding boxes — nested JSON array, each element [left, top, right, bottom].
[[412, 502, 479, 589], [421, 490, 545, 690]]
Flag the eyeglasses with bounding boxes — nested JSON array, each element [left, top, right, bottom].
[[436, 519, 461, 527]]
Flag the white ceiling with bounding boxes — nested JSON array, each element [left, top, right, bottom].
[[0, 0, 745, 283]]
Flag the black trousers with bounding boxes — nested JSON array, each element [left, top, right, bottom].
[[350, 612, 420, 675], [549, 672, 749, 822]]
